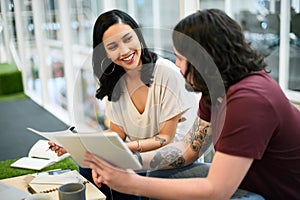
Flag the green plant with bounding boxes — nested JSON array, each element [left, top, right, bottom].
[[0, 157, 78, 180], [0, 63, 24, 96]]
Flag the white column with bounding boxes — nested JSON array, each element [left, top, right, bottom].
[[269, 0, 276, 13], [90, 0, 99, 16], [180, 0, 199, 19], [152, 0, 160, 27], [58, 0, 75, 125], [279, 0, 290, 90], [224, 0, 233, 18], [32, 0, 49, 104], [0, 0, 11, 62], [102, 0, 116, 12], [127, 0, 136, 18], [13, 0, 28, 92], [152, 0, 161, 49], [291, 0, 300, 13]]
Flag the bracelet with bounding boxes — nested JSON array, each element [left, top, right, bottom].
[[136, 140, 143, 152], [133, 151, 143, 166]]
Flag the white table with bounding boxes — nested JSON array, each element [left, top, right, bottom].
[[0, 172, 106, 200]]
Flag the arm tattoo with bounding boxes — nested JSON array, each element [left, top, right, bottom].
[[184, 117, 211, 153], [154, 136, 166, 147], [199, 131, 213, 156], [149, 117, 211, 170], [149, 146, 184, 170], [169, 156, 185, 168]]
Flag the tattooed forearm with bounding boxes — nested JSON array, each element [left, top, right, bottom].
[[199, 131, 213, 156], [184, 117, 211, 153], [149, 146, 184, 170], [147, 117, 211, 170], [155, 136, 167, 147], [169, 156, 185, 168]]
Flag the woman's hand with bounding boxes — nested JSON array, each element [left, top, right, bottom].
[[84, 152, 139, 194], [48, 141, 68, 156], [92, 169, 103, 188]]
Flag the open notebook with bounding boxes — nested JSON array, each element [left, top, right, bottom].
[[54, 132, 142, 170], [10, 139, 70, 170]]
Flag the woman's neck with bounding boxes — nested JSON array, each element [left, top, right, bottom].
[[125, 66, 141, 80]]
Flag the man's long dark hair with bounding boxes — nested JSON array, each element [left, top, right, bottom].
[[93, 9, 157, 101], [172, 9, 267, 105]]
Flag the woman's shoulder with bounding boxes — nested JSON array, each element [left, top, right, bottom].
[[156, 56, 176, 67], [153, 57, 186, 86], [155, 57, 181, 75]]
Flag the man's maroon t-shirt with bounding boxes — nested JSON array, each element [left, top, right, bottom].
[[198, 70, 300, 199]]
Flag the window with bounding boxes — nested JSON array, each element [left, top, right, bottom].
[[5, 0, 299, 128], [289, 2, 300, 92]]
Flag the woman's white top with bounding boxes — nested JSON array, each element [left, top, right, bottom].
[[105, 57, 197, 142]]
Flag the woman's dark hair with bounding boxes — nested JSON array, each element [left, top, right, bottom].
[[93, 9, 157, 101], [172, 9, 267, 105]]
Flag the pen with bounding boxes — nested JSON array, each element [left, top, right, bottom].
[[27, 185, 35, 194], [47, 145, 54, 151], [68, 126, 78, 133], [36, 169, 71, 176], [47, 126, 77, 151]]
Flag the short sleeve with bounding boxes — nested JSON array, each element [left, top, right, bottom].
[[155, 59, 196, 124], [215, 90, 278, 159], [198, 98, 211, 122]]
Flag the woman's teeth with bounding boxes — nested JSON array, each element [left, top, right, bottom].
[[123, 54, 134, 61]]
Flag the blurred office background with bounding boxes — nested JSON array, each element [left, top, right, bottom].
[[0, 0, 299, 132]]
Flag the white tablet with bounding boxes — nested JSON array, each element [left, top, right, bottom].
[[54, 132, 142, 170]]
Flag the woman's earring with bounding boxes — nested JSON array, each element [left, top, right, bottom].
[[140, 42, 144, 55], [101, 58, 115, 75]]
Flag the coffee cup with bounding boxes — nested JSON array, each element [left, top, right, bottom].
[[58, 182, 86, 200]]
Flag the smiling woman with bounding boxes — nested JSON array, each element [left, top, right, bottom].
[[92, 9, 196, 151]]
